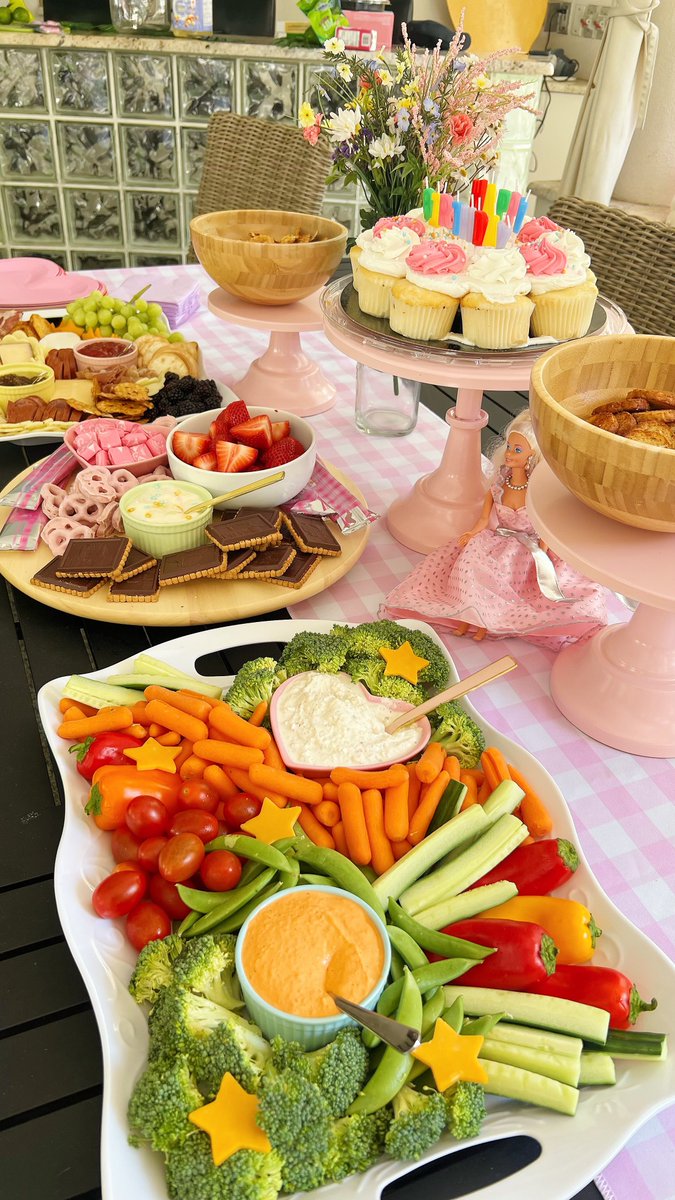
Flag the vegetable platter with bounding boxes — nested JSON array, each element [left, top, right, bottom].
[[38, 618, 675, 1200]]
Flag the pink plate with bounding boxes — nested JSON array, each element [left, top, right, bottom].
[[0, 256, 65, 279], [270, 671, 431, 773], [0, 273, 107, 309]]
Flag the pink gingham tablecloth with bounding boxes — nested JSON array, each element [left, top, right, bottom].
[[102, 265, 675, 1200]]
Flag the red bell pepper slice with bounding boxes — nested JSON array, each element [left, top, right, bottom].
[[469, 837, 579, 896], [428, 917, 558, 992]]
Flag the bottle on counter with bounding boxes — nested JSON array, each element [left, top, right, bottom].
[[337, 0, 395, 52], [109, 0, 170, 32]]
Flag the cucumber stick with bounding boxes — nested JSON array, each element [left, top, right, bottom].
[[445, 985, 610, 1045], [482, 1059, 579, 1117], [468, 1020, 583, 1062], [579, 1053, 616, 1086], [414, 880, 518, 930], [107, 673, 219, 695], [131, 653, 223, 698], [594, 1029, 668, 1061], [62, 675, 145, 708], [401, 813, 528, 916], [482, 779, 525, 820], [480, 1039, 580, 1087], [372, 805, 489, 906]]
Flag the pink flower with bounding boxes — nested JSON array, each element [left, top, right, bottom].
[[303, 114, 322, 145], [450, 113, 474, 142]]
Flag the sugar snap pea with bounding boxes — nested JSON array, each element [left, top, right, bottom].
[[388, 898, 495, 960], [298, 873, 333, 887], [294, 843, 386, 923], [442, 997, 465, 1033], [386, 925, 429, 972], [421, 988, 445, 1037], [208, 881, 283, 934], [205, 834, 293, 874], [184, 868, 276, 936], [362, 957, 475, 1049], [277, 855, 300, 891], [177, 909, 201, 936], [349, 968, 423, 1114]]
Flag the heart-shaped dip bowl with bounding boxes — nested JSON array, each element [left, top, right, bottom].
[[270, 671, 431, 774]]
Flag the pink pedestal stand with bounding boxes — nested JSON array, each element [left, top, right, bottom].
[[208, 287, 336, 417], [528, 462, 675, 759], [321, 280, 630, 554]]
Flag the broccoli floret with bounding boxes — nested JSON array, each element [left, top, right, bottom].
[[305, 1028, 370, 1117], [166, 1133, 283, 1200], [345, 653, 386, 693], [224, 657, 280, 721], [268, 1035, 306, 1075], [345, 655, 426, 706], [324, 1110, 390, 1182], [173, 934, 243, 1011], [384, 1085, 448, 1162], [335, 620, 450, 693], [444, 1081, 487, 1140], [371, 672, 426, 706], [278, 631, 349, 678], [429, 701, 486, 768], [127, 1055, 202, 1153], [256, 1062, 333, 1194], [128, 932, 184, 1007], [148, 987, 270, 1096]]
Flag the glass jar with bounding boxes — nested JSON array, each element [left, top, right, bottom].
[[108, 0, 170, 33], [355, 363, 420, 436]]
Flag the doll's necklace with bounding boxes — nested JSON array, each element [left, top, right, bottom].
[[506, 472, 528, 492]]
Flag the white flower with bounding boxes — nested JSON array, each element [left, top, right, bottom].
[[337, 62, 352, 81], [326, 104, 362, 143], [324, 37, 346, 54], [476, 73, 492, 90], [377, 68, 393, 87], [368, 132, 405, 161]]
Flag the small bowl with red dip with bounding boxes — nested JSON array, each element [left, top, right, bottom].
[[73, 338, 137, 377]]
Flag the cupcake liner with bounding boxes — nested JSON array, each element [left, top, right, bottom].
[[349, 246, 362, 292], [460, 294, 533, 349], [356, 269, 397, 318], [530, 284, 598, 340], [389, 292, 457, 341]]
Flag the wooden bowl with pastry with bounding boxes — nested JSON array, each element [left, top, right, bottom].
[[190, 209, 348, 306], [530, 334, 675, 533]]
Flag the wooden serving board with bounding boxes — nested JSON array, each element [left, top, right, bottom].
[[0, 463, 370, 626]]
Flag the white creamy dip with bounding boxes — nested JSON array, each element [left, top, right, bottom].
[[274, 672, 422, 768]]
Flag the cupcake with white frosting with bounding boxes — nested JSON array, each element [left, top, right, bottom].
[[351, 216, 424, 312], [389, 238, 471, 340], [460, 246, 533, 348], [519, 237, 598, 340]]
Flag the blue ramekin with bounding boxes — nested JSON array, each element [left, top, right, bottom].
[[235, 885, 391, 1051]]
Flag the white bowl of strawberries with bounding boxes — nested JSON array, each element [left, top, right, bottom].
[[166, 399, 317, 509]]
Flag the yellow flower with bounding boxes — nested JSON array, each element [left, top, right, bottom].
[[476, 73, 491, 90], [298, 101, 316, 128], [396, 60, 406, 82], [377, 68, 393, 87]]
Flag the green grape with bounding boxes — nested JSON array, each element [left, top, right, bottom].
[[97, 309, 113, 326], [135, 298, 148, 312], [110, 314, 126, 332], [109, 297, 123, 313], [127, 318, 144, 338], [167, 332, 185, 343], [72, 308, 86, 328], [98, 324, 113, 338], [146, 302, 163, 319], [66, 301, 77, 316], [121, 304, 134, 319], [88, 290, 103, 304], [84, 311, 98, 330]]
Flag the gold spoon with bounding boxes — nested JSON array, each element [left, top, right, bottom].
[[185, 470, 286, 515], [385, 655, 518, 734]]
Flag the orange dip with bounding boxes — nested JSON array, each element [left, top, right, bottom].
[[242, 891, 385, 1018]]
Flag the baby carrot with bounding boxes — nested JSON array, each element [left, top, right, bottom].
[[147, 724, 166, 738], [337, 782, 371, 865], [57, 705, 133, 740], [203, 764, 239, 800], [459, 771, 479, 809], [226, 766, 287, 809], [174, 739, 193, 772], [193, 739, 264, 771], [332, 821, 349, 857], [331, 765, 408, 790], [406, 764, 421, 821], [59, 697, 96, 716], [392, 839, 412, 860], [209, 702, 271, 750], [156, 730, 182, 747], [384, 774, 409, 842], [362, 789, 395, 876], [462, 767, 485, 785], [122, 723, 150, 740], [62, 704, 88, 723], [322, 780, 339, 802], [415, 742, 445, 784], [298, 804, 335, 849], [409, 769, 451, 845], [179, 754, 208, 781], [508, 763, 554, 838], [130, 701, 152, 726], [481, 751, 501, 792], [249, 763, 322, 806], [485, 747, 512, 784], [179, 689, 218, 708], [314, 800, 341, 828], [443, 755, 461, 781], [477, 778, 491, 805], [521, 834, 536, 845], [263, 738, 286, 771], [249, 701, 268, 728], [145, 699, 208, 744], [144, 685, 212, 724]]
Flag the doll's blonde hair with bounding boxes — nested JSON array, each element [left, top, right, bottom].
[[488, 409, 540, 476]]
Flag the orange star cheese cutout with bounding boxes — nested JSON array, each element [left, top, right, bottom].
[[189, 1072, 271, 1166], [411, 1019, 488, 1092], [241, 796, 301, 844], [123, 736, 181, 774], [379, 641, 430, 685]]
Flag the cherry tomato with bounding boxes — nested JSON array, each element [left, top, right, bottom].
[[159, 832, 205, 883], [200, 849, 242, 892], [137, 835, 168, 874], [149, 874, 192, 920], [170, 809, 219, 843], [113, 861, 140, 873], [92, 867, 147, 919], [111, 825, 140, 864], [126, 796, 170, 840], [222, 792, 261, 829], [178, 779, 218, 813], [126, 901, 171, 951]]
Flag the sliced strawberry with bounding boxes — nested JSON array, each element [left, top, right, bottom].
[[192, 451, 217, 471], [270, 419, 291, 443], [213, 400, 250, 439], [209, 420, 219, 440], [261, 436, 306, 469], [172, 432, 212, 465], [230, 415, 273, 452], [215, 440, 259, 473]]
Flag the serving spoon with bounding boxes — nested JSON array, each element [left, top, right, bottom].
[[329, 993, 421, 1054], [185, 470, 286, 514], [385, 655, 518, 735]]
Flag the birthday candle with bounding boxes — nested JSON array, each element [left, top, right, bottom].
[[506, 191, 522, 226], [423, 187, 435, 221], [514, 193, 531, 233], [472, 209, 489, 246], [497, 188, 511, 219], [439, 193, 453, 229], [460, 203, 475, 242], [483, 183, 497, 216], [452, 197, 462, 235], [496, 218, 512, 249], [483, 212, 499, 247], [472, 178, 488, 210], [430, 191, 441, 226]]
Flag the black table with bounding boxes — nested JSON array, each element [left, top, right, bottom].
[[0, 439, 602, 1200]]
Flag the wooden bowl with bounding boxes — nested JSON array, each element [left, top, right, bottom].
[[530, 334, 675, 533], [190, 209, 348, 306]]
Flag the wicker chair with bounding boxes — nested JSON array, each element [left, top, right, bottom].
[[547, 196, 675, 337], [188, 113, 333, 262]]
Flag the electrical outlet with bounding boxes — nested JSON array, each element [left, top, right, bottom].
[[569, 1, 614, 38], [545, 2, 571, 35]]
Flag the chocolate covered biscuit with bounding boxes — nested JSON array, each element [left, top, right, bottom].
[[269, 547, 321, 588], [237, 544, 297, 579], [32, 556, 106, 597], [109, 562, 160, 602], [115, 547, 157, 581], [206, 512, 282, 552], [159, 543, 225, 586], [55, 536, 132, 579], [280, 512, 341, 556]]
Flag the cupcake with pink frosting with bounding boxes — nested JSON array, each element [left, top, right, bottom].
[[350, 215, 425, 310], [389, 238, 471, 340], [519, 235, 598, 340]]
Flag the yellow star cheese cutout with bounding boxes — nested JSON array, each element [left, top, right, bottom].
[[379, 641, 430, 685], [411, 1019, 488, 1093], [123, 736, 181, 774], [241, 796, 301, 844], [188, 1072, 271, 1166]]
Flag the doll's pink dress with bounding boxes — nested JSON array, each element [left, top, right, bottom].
[[383, 475, 607, 652]]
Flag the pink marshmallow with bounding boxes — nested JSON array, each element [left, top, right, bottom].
[[128, 443, 153, 462], [94, 450, 109, 466], [107, 445, 132, 466], [122, 428, 148, 446], [76, 443, 98, 462], [97, 427, 122, 449]]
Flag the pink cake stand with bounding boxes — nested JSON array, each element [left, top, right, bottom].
[[321, 280, 631, 554], [208, 287, 336, 416], [527, 462, 675, 759]]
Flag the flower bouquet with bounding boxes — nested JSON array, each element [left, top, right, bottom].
[[299, 28, 536, 229]]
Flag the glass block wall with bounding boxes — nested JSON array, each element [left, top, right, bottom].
[[0, 39, 541, 268]]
